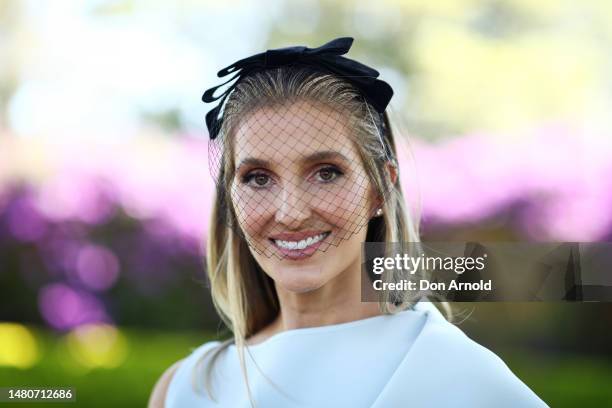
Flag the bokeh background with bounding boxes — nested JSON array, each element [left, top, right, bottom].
[[1, 0, 612, 406]]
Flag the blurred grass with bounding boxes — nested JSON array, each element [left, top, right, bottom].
[[0, 328, 610, 407], [0, 327, 219, 407], [497, 347, 612, 408]]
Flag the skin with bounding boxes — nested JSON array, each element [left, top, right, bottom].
[[231, 99, 389, 343], [148, 360, 182, 407], [149, 100, 397, 404]]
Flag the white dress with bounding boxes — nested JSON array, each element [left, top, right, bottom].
[[165, 302, 548, 407]]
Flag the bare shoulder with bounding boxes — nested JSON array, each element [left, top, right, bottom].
[[148, 359, 183, 408]]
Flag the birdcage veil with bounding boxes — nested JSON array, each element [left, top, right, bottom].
[[203, 37, 398, 260]]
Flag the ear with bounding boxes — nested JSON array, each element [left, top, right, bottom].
[[386, 161, 398, 186], [369, 161, 398, 216]]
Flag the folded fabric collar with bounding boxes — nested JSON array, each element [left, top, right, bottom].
[[202, 37, 394, 139]]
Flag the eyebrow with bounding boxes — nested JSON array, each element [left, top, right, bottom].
[[236, 151, 351, 172]]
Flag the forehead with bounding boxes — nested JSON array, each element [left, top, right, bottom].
[[233, 100, 358, 164]]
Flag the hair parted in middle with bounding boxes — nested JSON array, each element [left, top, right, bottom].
[[195, 64, 442, 402]]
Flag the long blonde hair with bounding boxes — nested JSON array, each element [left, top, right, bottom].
[[194, 65, 448, 403]]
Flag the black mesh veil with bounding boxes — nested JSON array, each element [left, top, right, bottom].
[[206, 64, 398, 262]]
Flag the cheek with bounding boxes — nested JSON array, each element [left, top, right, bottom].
[[231, 187, 275, 236], [312, 180, 371, 226]]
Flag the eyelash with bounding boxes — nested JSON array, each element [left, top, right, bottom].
[[241, 165, 344, 188]]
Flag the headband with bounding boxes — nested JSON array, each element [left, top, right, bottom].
[[201, 37, 394, 139]]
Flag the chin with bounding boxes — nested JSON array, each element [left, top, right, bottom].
[[273, 264, 327, 293], [278, 281, 325, 294]]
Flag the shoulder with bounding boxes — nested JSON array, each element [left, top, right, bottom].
[[409, 302, 548, 406], [148, 340, 224, 408], [148, 359, 183, 408], [413, 302, 512, 371]]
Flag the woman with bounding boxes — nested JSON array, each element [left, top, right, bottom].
[[149, 37, 548, 407]]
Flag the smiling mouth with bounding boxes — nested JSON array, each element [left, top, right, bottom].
[[269, 231, 331, 251]]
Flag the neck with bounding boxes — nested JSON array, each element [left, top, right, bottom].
[[257, 258, 382, 341]]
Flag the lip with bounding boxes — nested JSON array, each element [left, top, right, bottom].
[[269, 231, 331, 260]]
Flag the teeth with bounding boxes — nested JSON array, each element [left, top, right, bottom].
[[274, 232, 328, 250]]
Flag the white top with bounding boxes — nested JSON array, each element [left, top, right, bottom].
[[165, 302, 548, 407]]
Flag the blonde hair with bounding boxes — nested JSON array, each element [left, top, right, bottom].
[[194, 65, 449, 404]]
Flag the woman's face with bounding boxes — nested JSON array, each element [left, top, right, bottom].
[[230, 100, 377, 293]]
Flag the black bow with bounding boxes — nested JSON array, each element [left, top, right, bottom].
[[202, 37, 393, 139]]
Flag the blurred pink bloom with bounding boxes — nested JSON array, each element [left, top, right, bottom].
[[38, 283, 109, 330], [75, 244, 120, 291]]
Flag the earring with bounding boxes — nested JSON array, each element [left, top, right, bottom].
[[375, 208, 383, 217]]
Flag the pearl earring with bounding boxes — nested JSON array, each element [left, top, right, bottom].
[[375, 208, 383, 217]]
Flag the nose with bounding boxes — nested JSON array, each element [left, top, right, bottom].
[[274, 183, 312, 228]]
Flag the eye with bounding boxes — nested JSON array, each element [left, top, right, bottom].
[[241, 171, 273, 188], [314, 166, 343, 183]]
